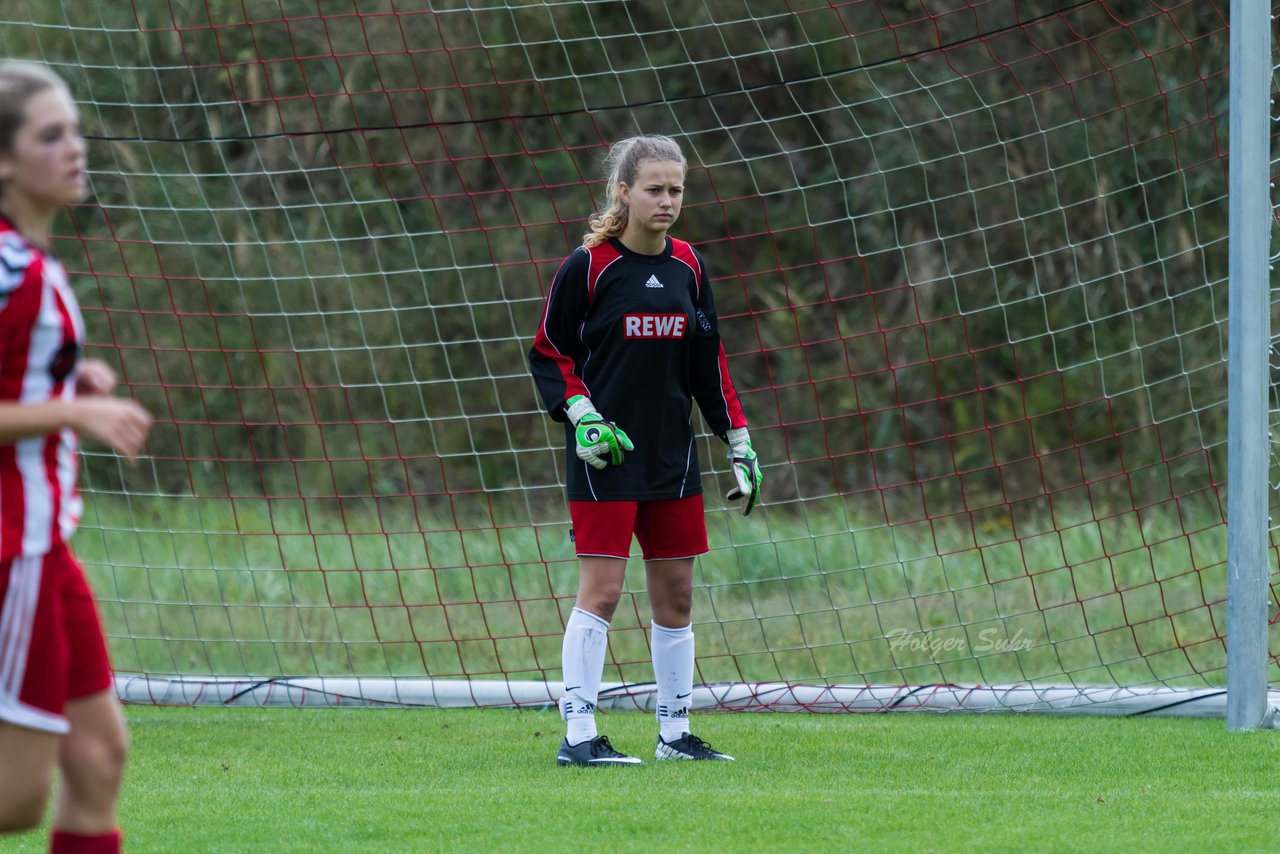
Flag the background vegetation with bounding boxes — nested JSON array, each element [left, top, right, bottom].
[[1, 0, 1231, 503]]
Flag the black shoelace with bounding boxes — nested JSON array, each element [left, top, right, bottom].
[[590, 735, 623, 757]]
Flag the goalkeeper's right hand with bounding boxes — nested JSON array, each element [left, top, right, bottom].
[[721, 426, 762, 516], [566, 395, 634, 470]]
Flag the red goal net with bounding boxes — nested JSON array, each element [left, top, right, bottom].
[[8, 0, 1273, 712]]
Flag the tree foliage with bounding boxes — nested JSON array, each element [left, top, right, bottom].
[[0, 1, 1230, 514]]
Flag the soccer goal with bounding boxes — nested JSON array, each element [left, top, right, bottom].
[[5, 1, 1276, 722]]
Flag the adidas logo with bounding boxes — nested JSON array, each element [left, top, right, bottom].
[[645, 275, 664, 289]]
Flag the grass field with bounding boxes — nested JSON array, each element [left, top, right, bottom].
[[2, 706, 1277, 852]]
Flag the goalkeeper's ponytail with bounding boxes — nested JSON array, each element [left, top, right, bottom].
[[583, 135, 687, 248]]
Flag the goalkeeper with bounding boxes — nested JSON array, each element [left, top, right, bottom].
[[529, 134, 762, 767]]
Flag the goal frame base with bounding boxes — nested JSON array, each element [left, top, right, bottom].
[[114, 675, 1279, 723]]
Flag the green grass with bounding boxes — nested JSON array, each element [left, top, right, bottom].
[[2, 707, 1276, 853]]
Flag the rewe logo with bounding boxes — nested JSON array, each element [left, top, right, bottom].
[[645, 275, 664, 288], [624, 313, 687, 339]]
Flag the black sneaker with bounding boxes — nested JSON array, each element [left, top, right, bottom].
[[655, 733, 735, 761], [556, 735, 644, 767]]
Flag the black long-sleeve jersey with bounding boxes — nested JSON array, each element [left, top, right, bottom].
[[529, 236, 748, 501]]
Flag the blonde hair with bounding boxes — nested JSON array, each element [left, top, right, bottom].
[[0, 61, 69, 156], [583, 135, 687, 248]]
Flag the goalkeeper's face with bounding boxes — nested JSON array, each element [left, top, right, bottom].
[[621, 159, 685, 237]]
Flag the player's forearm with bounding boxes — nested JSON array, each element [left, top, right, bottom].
[[0, 399, 79, 445]]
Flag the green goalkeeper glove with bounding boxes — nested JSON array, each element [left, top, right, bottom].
[[721, 427, 762, 516], [566, 395, 634, 470]]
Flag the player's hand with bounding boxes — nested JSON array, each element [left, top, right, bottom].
[[722, 427, 762, 516], [68, 397, 153, 460], [75, 358, 118, 397], [566, 395, 634, 470]]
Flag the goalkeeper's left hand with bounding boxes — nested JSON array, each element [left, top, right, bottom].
[[566, 394, 634, 470], [721, 427, 762, 516]]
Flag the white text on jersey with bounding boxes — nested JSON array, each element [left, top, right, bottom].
[[624, 313, 688, 339]]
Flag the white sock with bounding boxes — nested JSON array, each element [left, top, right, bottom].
[[651, 621, 694, 743], [561, 607, 610, 745]]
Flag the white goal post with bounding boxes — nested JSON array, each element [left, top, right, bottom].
[[1225, 0, 1275, 731]]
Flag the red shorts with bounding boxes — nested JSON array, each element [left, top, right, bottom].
[[0, 545, 113, 734], [569, 494, 709, 560]]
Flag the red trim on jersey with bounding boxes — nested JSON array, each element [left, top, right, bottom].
[[669, 238, 701, 297], [586, 241, 623, 300], [530, 252, 591, 403], [717, 342, 748, 429]]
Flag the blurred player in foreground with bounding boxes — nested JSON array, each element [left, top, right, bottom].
[[0, 60, 152, 852]]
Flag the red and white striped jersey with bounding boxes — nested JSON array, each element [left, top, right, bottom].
[[0, 217, 84, 560]]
